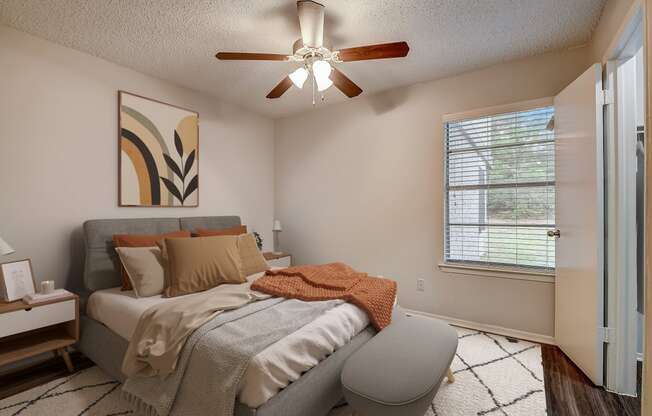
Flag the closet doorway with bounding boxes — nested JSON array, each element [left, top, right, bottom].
[[604, 4, 645, 397]]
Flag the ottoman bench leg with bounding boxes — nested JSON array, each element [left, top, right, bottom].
[[446, 368, 455, 383]]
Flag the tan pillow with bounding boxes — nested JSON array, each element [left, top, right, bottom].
[[238, 233, 270, 277], [115, 247, 165, 297], [164, 235, 246, 297]]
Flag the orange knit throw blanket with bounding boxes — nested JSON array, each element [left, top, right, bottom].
[[251, 263, 397, 330]]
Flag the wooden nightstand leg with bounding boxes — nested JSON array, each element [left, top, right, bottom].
[[59, 348, 74, 373]]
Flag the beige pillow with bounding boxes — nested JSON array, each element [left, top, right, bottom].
[[164, 235, 246, 297], [115, 247, 165, 297], [238, 233, 270, 277]]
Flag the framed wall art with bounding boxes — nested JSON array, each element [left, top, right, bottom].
[[119, 91, 199, 207]]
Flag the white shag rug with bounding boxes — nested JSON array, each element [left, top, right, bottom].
[[0, 327, 546, 416]]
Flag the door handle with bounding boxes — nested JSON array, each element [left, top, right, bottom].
[[547, 229, 560, 238]]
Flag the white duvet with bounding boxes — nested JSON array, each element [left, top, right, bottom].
[[86, 271, 369, 408]]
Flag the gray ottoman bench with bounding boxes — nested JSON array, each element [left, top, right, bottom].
[[341, 310, 458, 416]]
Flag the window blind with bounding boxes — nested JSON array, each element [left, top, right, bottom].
[[444, 106, 555, 271]]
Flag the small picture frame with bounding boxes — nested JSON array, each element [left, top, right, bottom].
[[0, 259, 36, 302]]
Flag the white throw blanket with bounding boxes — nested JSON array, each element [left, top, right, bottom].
[[239, 302, 369, 407]]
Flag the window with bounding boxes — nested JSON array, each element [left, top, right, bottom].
[[444, 105, 555, 272]]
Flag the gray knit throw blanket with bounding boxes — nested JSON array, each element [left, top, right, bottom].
[[122, 297, 341, 416]]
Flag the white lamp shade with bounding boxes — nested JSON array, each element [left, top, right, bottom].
[[289, 67, 309, 89], [312, 60, 331, 79], [273, 220, 282, 232], [316, 77, 333, 92], [312, 60, 333, 92], [0, 236, 14, 256]]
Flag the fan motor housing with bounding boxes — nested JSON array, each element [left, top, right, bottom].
[[292, 38, 336, 62]]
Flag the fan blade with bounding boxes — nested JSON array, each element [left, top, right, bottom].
[[216, 52, 289, 61], [297, 0, 324, 48], [266, 76, 293, 99], [336, 41, 409, 62], [330, 67, 363, 98]]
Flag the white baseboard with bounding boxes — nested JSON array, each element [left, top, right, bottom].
[[637, 352, 643, 362], [402, 308, 556, 345]]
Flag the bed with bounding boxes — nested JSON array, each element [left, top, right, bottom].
[[76, 216, 375, 416]]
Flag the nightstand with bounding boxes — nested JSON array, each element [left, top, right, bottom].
[[0, 293, 79, 372], [263, 252, 292, 268]]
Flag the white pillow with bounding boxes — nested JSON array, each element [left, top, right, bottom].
[[115, 246, 165, 297]]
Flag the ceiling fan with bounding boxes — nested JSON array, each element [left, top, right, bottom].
[[216, 0, 410, 102]]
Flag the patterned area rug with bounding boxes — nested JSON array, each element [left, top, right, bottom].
[[0, 327, 546, 416]]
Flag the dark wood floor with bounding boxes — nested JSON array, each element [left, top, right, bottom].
[[0, 347, 643, 415], [542, 344, 640, 416]]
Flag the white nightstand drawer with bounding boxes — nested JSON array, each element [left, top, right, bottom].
[[267, 256, 291, 268], [0, 299, 75, 338]]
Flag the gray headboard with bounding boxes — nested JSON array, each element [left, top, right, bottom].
[[83, 216, 241, 292]]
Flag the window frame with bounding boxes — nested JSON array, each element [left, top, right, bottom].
[[440, 97, 556, 281]]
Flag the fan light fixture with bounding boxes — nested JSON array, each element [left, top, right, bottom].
[[312, 60, 332, 91], [217, 1, 411, 102], [288, 60, 333, 92], [289, 67, 309, 88]]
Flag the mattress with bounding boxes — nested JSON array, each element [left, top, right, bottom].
[[86, 272, 369, 408]]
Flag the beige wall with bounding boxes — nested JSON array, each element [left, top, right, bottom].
[[275, 47, 591, 337], [0, 26, 275, 293], [591, 0, 638, 62]]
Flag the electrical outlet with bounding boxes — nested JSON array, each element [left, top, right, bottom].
[[417, 278, 425, 292]]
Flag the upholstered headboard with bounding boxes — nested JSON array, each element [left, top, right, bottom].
[[82, 216, 241, 292]]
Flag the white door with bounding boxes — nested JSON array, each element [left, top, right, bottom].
[[553, 63, 605, 385]]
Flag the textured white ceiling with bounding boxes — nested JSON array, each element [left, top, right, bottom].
[[0, 0, 606, 119]]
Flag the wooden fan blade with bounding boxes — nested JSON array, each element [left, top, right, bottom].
[[336, 41, 409, 62], [266, 76, 293, 99], [216, 52, 289, 61], [330, 67, 363, 98]]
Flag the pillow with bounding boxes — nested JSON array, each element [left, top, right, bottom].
[[163, 235, 246, 297], [115, 247, 165, 297], [238, 233, 269, 277], [155, 240, 171, 291], [193, 225, 247, 237], [113, 231, 191, 290]]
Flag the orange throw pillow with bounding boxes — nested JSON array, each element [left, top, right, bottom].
[[113, 231, 191, 291], [193, 225, 247, 237]]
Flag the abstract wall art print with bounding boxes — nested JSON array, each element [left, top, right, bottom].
[[119, 91, 199, 207]]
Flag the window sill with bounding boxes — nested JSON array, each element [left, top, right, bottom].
[[437, 263, 555, 283]]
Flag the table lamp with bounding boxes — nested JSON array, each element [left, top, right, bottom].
[[272, 220, 282, 255], [0, 236, 14, 256]]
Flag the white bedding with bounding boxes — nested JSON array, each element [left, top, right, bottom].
[[86, 272, 369, 408]]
